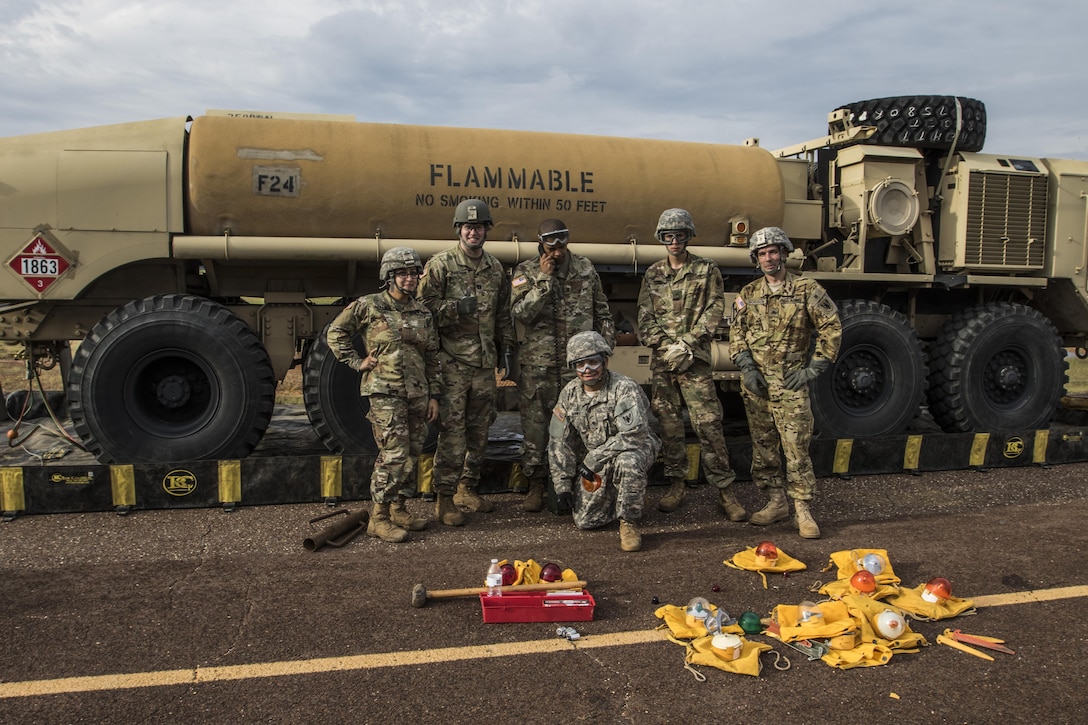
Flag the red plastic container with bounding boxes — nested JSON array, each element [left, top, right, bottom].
[[480, 589, 596, 623]]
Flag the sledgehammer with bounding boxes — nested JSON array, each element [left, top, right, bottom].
[[411, 580, 588, 608]]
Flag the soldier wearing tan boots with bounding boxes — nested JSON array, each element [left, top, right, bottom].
[[637, 208, 746, 522], [326, 247, 440, 543], [510, 219, 614, 513], [548, 332, 660, 552], [418, 199, 516, 525], [730, 227, 842, 539]]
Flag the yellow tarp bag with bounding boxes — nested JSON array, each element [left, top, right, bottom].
[[654, 604, 745, 640], [820, 641, 894, 669], [823, 548, 901, 586], [842, 594, 927, 651], [724, 546, 807, 589], [883, 583, 976, 621], [511, 559, 579, 586], [771, 600, 855, 643], [685, 635, 772, 677], [818, 578, 899, 601]]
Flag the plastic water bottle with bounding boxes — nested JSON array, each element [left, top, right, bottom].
[[485, 559, 503, 597]]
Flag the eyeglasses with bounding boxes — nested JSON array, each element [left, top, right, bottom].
[[394, 269, 421, 278], [573, 355, 605, 373], [461, 223, 487, 233], [539, 230, 570, 248], [659, 230, 691, 245]]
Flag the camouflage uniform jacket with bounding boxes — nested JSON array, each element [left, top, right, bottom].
[[418, 245, 515, 368], [326, 290, 441, 399], [730, 270, 842, 384], [510, 252, 615, 368], [549, 371, 661, 493], [636, 253, 725, 365]]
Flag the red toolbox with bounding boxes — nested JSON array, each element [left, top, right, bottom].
[[480, 589, 596, 623]]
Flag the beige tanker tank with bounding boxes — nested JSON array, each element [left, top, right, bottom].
[[186, 115, 785, 246]]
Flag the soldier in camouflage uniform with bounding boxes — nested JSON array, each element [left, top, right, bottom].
[[327, 247, 441, 543], [549, 331, 660, 552], [418, 199, 516, 526], [730, 227, 842, 539], [636, 209, 746, 521], [511, 218, 614, 513]]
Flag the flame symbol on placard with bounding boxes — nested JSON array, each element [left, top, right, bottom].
[[30, 238, 49, 254]]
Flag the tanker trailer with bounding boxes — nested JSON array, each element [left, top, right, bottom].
[[1, 96, 1086, 463], [0, 112, 783, 462]]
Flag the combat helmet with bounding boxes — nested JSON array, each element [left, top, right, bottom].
[[452, 199, 493, 228], [655, 208, 696, 243], [566, 331, 613, 367], [748, 226, 794, 263], [379, 246, 423, 280]]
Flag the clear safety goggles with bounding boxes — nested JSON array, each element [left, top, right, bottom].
[[573, 355, 605, 373], [394, 269, 421, 279], [659, 230, 692, 245], [539, 229, 570, 248]]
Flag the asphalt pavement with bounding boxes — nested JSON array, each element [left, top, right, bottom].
[[2, 452, 1087, 724]]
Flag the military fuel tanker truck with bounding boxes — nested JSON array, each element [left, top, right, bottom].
[[1, 95, 1086, 463]]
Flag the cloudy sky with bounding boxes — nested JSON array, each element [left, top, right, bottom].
[[2, 0, 1085, 159]]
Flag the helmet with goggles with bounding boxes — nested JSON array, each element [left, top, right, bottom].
[[655, 208, 696, 244], [566, 331, 613, 367]]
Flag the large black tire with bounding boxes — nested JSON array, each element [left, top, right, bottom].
[[927, 303, 1067, 433], [303, 329, 376, 454], [811, 300, 927, 438], [303, 327, 441, 455], [68, 295, 276, 463], [835, 95, 987, 152]]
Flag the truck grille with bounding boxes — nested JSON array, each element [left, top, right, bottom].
[[964, 171, 1048, 270]]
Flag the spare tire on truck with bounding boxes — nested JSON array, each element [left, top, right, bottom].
[[834, 95, 987, 152], [68, 294, 276, 463]]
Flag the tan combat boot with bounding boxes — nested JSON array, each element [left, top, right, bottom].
[[435, 493, 465, 526], [454, 482, 495, 513], [619, 520, 642, 552], [657, 478, 687, 513], [520, 480, 546, 512], [390, 498, 428, 531], [749, 488, 790, 526], [793, 499, 821, 539], [367, 502, 409, 543], [717, 488, 748, 522]]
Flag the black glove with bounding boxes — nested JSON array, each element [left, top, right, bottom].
[[456, 295, 478, 316], [734, 350, 769, 399], [500, 346, 515, 382], [556, 491, 574, 513], [784, 358, 831, 391], [578, 463, 602, 492]]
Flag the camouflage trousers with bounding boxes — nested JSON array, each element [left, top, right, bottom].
[[367, 393, 429, 504], [571, 451, 651, 530], [517, 364, 574, 483], [650, 361, 737, 488], [433, 354, 496, 496], [740, 387, 816, 500]]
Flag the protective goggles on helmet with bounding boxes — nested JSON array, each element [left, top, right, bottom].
[[539, 229, 570, 247], [572, 355, 605, 373], [659, 230, 692, 245]]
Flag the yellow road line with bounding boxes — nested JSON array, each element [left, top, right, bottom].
[[3, 586, 1087, 699], [970, 584, 1088, 607]]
